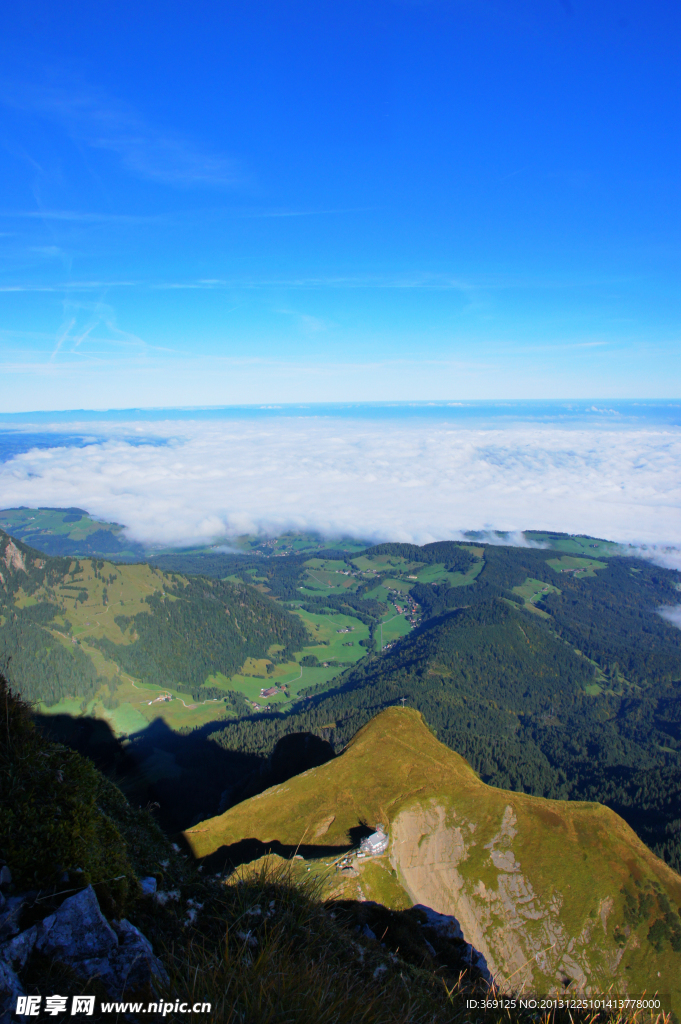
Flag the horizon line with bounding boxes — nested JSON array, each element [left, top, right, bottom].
[[1, 397, 681, 420]]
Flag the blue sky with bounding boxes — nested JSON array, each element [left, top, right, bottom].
[[0, 0, 680, 409]]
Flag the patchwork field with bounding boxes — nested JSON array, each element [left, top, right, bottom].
[[203, 608, 369, 709]]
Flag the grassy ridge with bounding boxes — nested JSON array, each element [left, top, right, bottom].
[[188, 707, 681, 1010]]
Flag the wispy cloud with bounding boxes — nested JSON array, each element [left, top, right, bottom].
[[2, 79, 243, 188], [240, 206, 377, 219], [0, 270, 632, 296], [659, 606, 681, 628], [0, 281, 136, 293], [0, 210, 163, 224], [150, 273, 476, 291], [276, 308, 329, 332], [46, 298, 164, 364], [0, 206, 371, 225]]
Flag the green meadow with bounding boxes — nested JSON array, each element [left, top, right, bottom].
[[377, 612, 413, 650], [38, 670, 232, 736], [303, 558, 353, 572], [409, 560, 483, 586], [236, 531, 369, 555], [381, 577, 413, 594], [351, 554, 416, 572], [547, 555, 608, 577], [0, 506, 140, 557], [525, 532, 624, 557], [0, 506, 120, 542], [298, 559, 360, 596], [293, 609, 369, 661], [512, 576, 561, 614]]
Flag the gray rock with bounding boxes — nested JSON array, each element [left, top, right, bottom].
[[0, 886, 169, 1002], [0, 868, 11, 889], [60, 919, 169, 998], [0, 898, 25, 942], [35, 886, 118, 962], [0, 926, 39, 971], [361, 923, 377, 941], [413, 904, 465, 941], [490, 849, 521, 873], [110, 919, 170, 995], [140, 877, 157, 895], [0, 959, 24, 1024]]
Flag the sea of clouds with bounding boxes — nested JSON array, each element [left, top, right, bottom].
[[1, 417, 680, 567]]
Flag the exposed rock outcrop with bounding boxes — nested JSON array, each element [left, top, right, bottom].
[[0, 886, 168, 1019], [1, 540, 26, 575], [390, 799, 621, 996]]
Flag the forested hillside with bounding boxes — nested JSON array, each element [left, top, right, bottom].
[[93, 577, 308, 690], [0, 529, 308, 705]]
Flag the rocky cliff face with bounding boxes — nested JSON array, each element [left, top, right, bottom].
[[391, 800, 624, 996]]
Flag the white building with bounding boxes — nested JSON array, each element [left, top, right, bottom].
[[358, 826, 389, 857]]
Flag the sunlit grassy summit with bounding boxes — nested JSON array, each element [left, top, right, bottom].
[[189, 707, 681, 1009]]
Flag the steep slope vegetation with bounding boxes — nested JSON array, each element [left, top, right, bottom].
[[0, 529, 307, 706], [189, 707, 681, 1009]]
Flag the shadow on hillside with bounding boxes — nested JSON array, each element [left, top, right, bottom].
[[33, 711, 335, 839], [198, 824, 377, 874]]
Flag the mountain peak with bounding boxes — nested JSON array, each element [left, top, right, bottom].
[[188, 706, 681, 1005]]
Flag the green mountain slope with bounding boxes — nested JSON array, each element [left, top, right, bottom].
[[0, 505, 146, 559], [0, 528, 307, 712], [188, 707, 681, 1010]]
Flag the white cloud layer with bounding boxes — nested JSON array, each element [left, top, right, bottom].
[[1, 419, 681, 559]]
